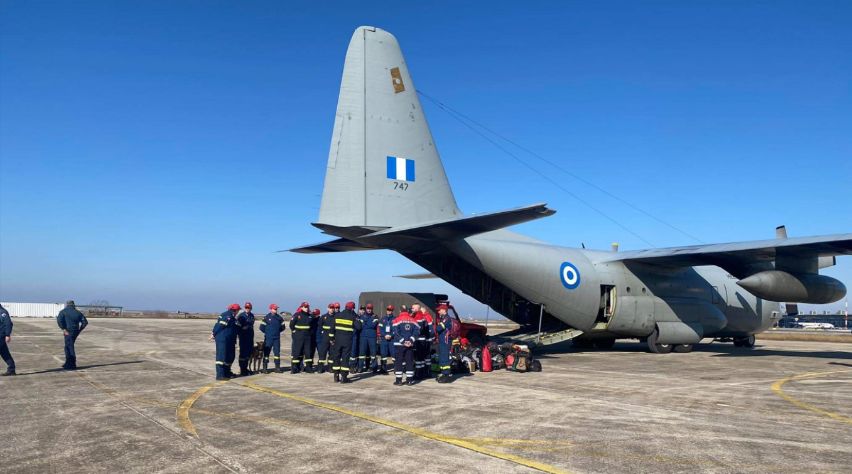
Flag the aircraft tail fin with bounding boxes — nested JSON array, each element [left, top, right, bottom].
[[318, 26, 461, 229]]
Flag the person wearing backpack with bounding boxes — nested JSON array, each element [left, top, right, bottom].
[[435, 304, 456, 383]]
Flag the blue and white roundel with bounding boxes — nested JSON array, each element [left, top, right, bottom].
[[560, 262, 581, 289]]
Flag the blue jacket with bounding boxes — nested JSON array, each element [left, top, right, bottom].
[[317, 312, 334, 342], [392, 313, 418, 346], [212, 310, 237, 341], [436, 313, 452, 345], [57, 307, 88, 333], [0, 305, 12, 338], [259, 312, 285, 340], [360, 311, 379, 339], [379, 313, 395, 339], [237, 311, 255, 334]]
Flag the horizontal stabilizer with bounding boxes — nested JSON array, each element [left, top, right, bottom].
[[394, 273, 437, 279], [359, 203, 555, 246], [289, 238, 378, 254]]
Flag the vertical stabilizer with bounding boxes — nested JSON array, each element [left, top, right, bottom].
[[318, 26, 461, 228]]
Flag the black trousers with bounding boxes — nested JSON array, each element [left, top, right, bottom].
[[0, 339, 14, 371], [291, 331, 312, 367], [331, 337, 352, 373], [394, 345, 415, 379], [238, 330, 254, 372]]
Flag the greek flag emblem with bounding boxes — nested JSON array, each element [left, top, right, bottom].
[[386, 156, 415, 182]]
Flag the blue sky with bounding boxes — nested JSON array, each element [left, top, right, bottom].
[[1, 1, 850, 315]]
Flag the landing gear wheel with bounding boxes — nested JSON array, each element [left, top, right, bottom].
[[735, 335, 756, 348], [647, 328, 672, 354], [593, 339, 616, 350], [673, 344, 693, 353]]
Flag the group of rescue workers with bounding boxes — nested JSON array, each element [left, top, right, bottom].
[[210, 301, 457, 385]]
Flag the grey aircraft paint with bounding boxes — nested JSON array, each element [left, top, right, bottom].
[[294, 26, 852, 352]]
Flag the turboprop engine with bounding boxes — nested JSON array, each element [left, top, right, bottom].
[[736, 270, 846, 304]]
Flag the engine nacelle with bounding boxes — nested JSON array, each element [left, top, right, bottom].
[[737, 271, 846, 304]]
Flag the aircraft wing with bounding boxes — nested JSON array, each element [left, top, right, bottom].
[[601, 234, 852, 278]]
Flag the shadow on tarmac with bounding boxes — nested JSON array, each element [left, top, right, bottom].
[[16, 360, 144, 376]]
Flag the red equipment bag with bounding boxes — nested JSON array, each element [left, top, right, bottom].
[[447, 316, 462, 340], [481, 344, 493, 372]]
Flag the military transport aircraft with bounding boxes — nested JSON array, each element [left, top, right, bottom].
[[293, 26, 852, 353]]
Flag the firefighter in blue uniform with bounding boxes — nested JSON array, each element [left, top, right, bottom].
[[350, 305, 365, 372], [377, 305, 395, 375], [210, 303, 239, 379], [435, 304, 454, 383], [224, 304, 240, 376], [392, 310, 418, 385], [316, 303, 335, 374], [289, 302, 313, 373], [56, 300, 88, 370], [236, 301, 256, 376], [0, 303, 15, 376], [329, 301, 362, 383], [358, 303, 380, 373], [259, 304, 285, 373]]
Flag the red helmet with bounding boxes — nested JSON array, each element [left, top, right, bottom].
[[333, 302, 341, 309], [366, 303, 373, 310], [437, 304, 449, 311], [269, 303, 279, 310], [312, 309, 320, 315], [300, 301, 310, 309], [328, 303, 334, 309], [244, 302, 252, 309], [345, 301, 356, 309], [386, 305, 395, 311], [228, 303, 240, 311]]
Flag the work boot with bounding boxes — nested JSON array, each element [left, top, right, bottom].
[[305, 364, 314, 374], [407, 378, 416, 386], [340, 373, 351, 384], [334, 372, 340, 383], [437, 374, 451, 384], [276, 366, 284, 373], [291, 366, 299, 374], [380, 362, 388, 375], [317, 364, 326, 374], [1, 370, 16, 376], [394, 377, 403, 386]]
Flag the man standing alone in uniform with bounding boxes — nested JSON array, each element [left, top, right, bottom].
[[236, 302, 256, 376], [56, 300, 88, 370], [0, 303, 15, 376], [210, 303, 239, 379], [259, 304, 285, 373], [329, 301, 362, 383]]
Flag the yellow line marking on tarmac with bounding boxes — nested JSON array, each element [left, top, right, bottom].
[[177, 380, 228, 438], [771, 369, 852, 425], [238, 380, 572, 474]]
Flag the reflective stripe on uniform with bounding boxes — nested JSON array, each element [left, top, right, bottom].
[[441, 365, 451, 370], [335, 319, 353, 326], [322, 326, 332, 330], [216, 361, 224, 365], [294, 325, 310, 330], [219, 321, 228, 325], [339, 367, 350, 372]]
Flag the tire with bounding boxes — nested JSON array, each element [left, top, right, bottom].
[[673, 344, 693, 353], [742, 335, 756, 348], [593, 339, 616, 350], [647, 328, 672, 354]]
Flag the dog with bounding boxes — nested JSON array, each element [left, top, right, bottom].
[[250, 341, 264, 373]]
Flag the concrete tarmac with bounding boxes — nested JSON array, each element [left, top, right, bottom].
[[1, 318, 850, 473]]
